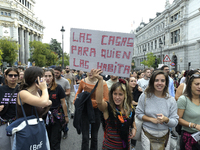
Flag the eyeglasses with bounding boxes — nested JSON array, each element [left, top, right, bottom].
[[8, 74, 18, 78]]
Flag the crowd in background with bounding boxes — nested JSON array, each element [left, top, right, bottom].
[[0, 65, 200, 150]]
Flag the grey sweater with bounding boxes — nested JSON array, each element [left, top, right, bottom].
[[135, 93, 179, 131]]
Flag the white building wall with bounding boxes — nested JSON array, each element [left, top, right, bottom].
[[188, 0, 200, 17]]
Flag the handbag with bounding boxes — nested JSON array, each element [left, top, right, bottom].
[[0, 85, 19, 116], [6, 95, 50, 150], [132, 94, 147, 141], [143, 128, 170, 150]]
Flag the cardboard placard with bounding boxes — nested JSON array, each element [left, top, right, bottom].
[[70, 28, 134, 77]]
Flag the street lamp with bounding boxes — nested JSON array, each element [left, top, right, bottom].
[[60, 26, 65, 69], [143, 47, 146, 69], [159, 41, 163, 64]]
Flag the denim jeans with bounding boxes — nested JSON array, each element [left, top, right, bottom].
[[81, 108, 101, 150]]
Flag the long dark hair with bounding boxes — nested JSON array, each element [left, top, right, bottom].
[[184, 74, 200, 100], [44, 69, 57, 91], [145, 70, 169, 98], [5, 67, 19, 85], [20, 66, 44, 90], [185, 70, 199, 85], [109, 80, 132, 117]]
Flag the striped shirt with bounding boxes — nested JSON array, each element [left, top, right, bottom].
[[102, 117, 130, 150]]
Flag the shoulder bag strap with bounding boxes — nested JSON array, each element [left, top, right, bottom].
[[90, 81, 99, 95], [18, 94, 39, 124]]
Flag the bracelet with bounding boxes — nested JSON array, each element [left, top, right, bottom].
[[189, 122, 191, 128], [193, 123, 197, 128], [133, 128, 137, 131]]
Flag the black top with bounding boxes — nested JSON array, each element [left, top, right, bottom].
[[48, 84, 66, 110], [0, 85, 19, 120], [131, 84, 142, 105]]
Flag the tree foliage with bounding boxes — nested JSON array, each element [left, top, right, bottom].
[[141, 52, 160, 69], [29, 41, 57, 67], [56, 53, 70, 67], [49, 38, 62, 58], [0, 37, 19, 66]]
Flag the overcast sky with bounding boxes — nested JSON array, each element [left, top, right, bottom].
[[34, 0, 174, 54]]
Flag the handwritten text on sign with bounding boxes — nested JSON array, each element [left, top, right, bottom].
[[70, 28, 134, 77]]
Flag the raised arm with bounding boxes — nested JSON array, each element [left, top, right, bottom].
[[19, 77, 52, 107], [91, 69, 108, 113]]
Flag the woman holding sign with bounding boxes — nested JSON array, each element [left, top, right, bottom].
[[91, 69, 136, 150], [74, 70, 109, 150]]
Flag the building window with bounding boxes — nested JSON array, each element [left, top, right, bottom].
[[8, 13, 11, 16], [171, 32, 173, 44], [5, 12, 7, 16], [164, 36, 165, 45], [151, 42, 153, 50], [155, 40, 157, 49], [171, 16, 173, 22], [171, 29, 180, 44], [148, 43, 150, 51], [1, 12, 3, 15]]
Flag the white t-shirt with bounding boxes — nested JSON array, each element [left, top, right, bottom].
[[137, 78, 149, 92]]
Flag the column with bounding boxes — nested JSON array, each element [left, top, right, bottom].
[[19, 26, 25, 64], [24, 29, 29, 64], [30, 31, 34, 41]]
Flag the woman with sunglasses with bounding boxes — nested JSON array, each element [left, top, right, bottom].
[[0, 67, 19, 150], [175, 70, 200, 100], [177, 74, 200, 150], [44, 69, 69, 150]]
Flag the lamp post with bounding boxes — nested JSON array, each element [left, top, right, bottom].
[[60, 26, 65, 69], [143, 47, 146, 69], [159, 41, 163, 64]]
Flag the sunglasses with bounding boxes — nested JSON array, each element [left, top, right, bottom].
[[8, 74, 18, 78], [191, 74, 200, 78]]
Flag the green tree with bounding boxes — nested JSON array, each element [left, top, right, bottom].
[[56, 53, 70, 67], [131, 59, 136, 70], [141, 52, 159, 68], [0, 37, 19, 66], [49, 38, 62, 58], [29, 41, 57, 67]]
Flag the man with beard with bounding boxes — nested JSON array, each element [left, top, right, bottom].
[[137, 68, 151, 92], [54, 66, 70, 139], [106, 75, 118, 91], [64, 66, 76, 118], [160, 65, 175, 97]]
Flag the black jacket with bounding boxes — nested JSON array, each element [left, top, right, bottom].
[[73, 91, 95, 134]]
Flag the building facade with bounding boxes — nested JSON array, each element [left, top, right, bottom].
[[0, 0, 44, 65], [133, 0, 200, 71]]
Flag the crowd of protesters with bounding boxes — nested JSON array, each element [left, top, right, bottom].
[[0, 65, 200, 150]]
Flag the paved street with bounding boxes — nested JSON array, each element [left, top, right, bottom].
[[60, 117, 179, 150]]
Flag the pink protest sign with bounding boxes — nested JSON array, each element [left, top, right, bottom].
[[70, 28, 134, 77]]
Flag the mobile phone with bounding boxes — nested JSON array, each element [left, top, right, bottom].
[[35, 79, 39, 84]]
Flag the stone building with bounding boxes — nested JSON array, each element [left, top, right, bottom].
[[0, 0, 44, 65], [133, 0, 200, 71]]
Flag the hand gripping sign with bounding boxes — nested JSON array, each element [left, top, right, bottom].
[[70, 28, 134, 78]]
